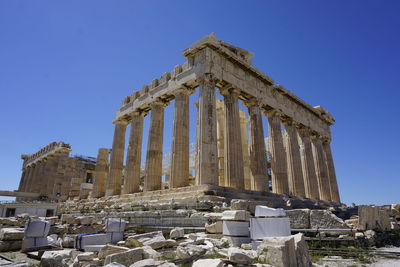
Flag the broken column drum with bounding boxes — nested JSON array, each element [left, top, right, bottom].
[[104, 34, 341, 202]]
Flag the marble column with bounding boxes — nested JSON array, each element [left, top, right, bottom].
[[124, 112, 145, 194], [311, 135, 332, 201], [106, 120, 128, 196], [266, 111, 289, 195], [92, 148, 109, 198], [197, 76, 219, 186], [18, 169, 27, 192], [297, 127, 320, 199], [31, 161, 44, 194], [216, 100, 226, 186], [323, 140, 341, 203], [38, 160, 49, 196], [170, 90, 190, 188], [20, 167, 31, 193], [246, 100, 268, 191], [25, 164, 37, 193], [283, 119, 306, 197], [221, 87, 245, 190], [239, 110, 252, 190], [144, 101, 165, 191]]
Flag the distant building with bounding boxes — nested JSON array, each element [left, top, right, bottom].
[[17, 142, 96, 201]]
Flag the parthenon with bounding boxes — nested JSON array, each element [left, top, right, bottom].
[[95, 33, 340, 203]]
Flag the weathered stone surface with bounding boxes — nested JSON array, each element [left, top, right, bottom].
[[62, 235, 76, 248], [76, 251, 95, 261], [192, 258, 225, 267], [127, 231, 177, 249], [257, 236, 297, 267], [205, 221, 223, 234], [126, 236, 144, 248], [98, 244, 130, 260], [129, 259, 160, 267], [170, 227, 184, 239], [40, 249, 72, 267], [0, 240, 22, 252], [104, 248, 144, 266], [358, 205, 391, 231], [0, 228, 24, 241], [293, 233, 312, 267], [227, 247, 254, 264], [176, 244, 207, 259], [0, 217, 21, 227], [221, 210, 250, 221], [310, 210, 349, 229], [142, 245, 161, 260], [286, 209, 311, 229], [104, 262, 125, 267]]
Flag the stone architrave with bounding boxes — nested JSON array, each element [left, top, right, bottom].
[[106, 121, 128, 196], [311, 135, 331, 201], [282, 119, 306, 197], [221, 87, 245, 190], [124, 112, 145, 194], [322, 140, 340, 203], [197, 75, 219, 186], [144, 100, 165, 191], [265, 111, 289, 195], [297, 127, 320, 200], [92, 148, 109, 198], [246, 100, 268, 191], [170, 89, 191, 188]]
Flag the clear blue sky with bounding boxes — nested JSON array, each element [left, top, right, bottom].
[[1, 0, 399, 205]]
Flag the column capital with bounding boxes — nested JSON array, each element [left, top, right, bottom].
[[112, 118, 129, 126], [280, 116, 294, 126], [263, 108, 282, 118], [174, 86, 195, 96], [197, 73, 218, 84], [219, 85, 240, 97], [243, 97, 260, 108], [150, 98, 169, 108]]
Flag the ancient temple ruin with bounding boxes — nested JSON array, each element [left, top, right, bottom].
[[16, 142, 96, 201], [96, 34, 340, 203], [13, 34, 340, 204]]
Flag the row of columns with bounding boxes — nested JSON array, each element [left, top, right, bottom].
[[103, 76, 340, 202]]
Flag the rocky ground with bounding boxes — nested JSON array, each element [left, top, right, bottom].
[[0, 202, 399, 266]]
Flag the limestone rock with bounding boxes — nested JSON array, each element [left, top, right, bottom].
[[76, 252, 95, 261], [98, 244, 130, 260], [170, 227, 184, 239], [0, 217, 21, 227], [0, 228, 24, 241], [310, 210, 349, 229], [126, 236, 144, 248], [129, 258, 160, 267], [358, 205, 391, 231], [128, 231, 176, 249], [62, 235, 76, 248], [142, 245, 161, 260], [286, 209, 310, 229], [104, 263, 125, 267], [227, 247, 254, 265], [205, 221, 223, 234], [221, 210, 250, 221], [293, 233, 312, 267], [0, 240, 22, 252], [176, 244, 207, 259], [40, 249, 73, 267], [257, 236, 297, 267], [104, 248, 144, 266], [192, 258, 225, 267]]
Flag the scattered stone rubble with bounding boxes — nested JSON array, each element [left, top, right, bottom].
[[0, 202, 399, 266]]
